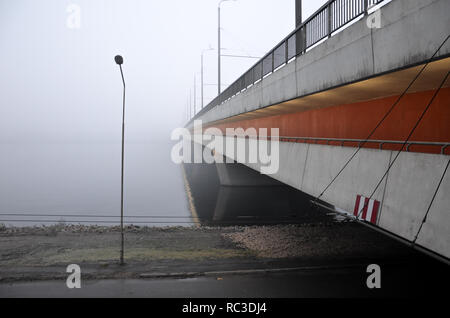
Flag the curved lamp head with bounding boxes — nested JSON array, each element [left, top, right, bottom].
[[219, 0, 236, 6], [114, 55, 124, 65]]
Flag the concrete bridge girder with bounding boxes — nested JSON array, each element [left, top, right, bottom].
[[190, 0, 450, 127]]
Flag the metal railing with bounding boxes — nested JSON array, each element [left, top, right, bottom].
[[189, 0, 385, 124], [200, 133, 449, 154], [215, 135, 449, 154], [277, 136, 449, 154]]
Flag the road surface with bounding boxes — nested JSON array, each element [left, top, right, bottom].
[[1, 262, 447, 298]]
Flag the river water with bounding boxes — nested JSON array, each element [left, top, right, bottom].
[[0, 141, 336, 227], [0, 141, 191, 226]]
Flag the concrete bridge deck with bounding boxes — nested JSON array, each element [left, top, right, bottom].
[[188, 0, 450, 130]]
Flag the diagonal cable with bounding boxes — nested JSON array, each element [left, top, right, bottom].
[[313, 34, 450, 204], [412, 158, 450, 245], [355, 70, 449, 220]]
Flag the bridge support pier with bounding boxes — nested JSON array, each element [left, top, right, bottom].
[[215, 162, 282, 187]]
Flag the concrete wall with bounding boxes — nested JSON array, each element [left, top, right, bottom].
[[380, 152, 450, 255], [189, 0, 450, 127], [197, 137, 450, 259]]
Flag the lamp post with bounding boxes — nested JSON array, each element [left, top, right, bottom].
[[194, 75, 197, 115], [218, 0, 236, 95], [189, 89, 192, 119], [221, 54, 261, 59], [296, 0, 302, 27], [199, 51, 260, 109], [114, 55, 125, 266], [187, 99, 190, 121]]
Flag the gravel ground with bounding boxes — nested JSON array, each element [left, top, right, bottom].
[[222, 223, 407, 259], [0, 222, 418, 282]]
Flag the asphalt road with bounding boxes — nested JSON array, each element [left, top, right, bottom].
[[0, 262, 447, 298]]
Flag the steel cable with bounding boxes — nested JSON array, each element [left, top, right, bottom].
[[355, 70, 450, 220], [312, 34, 450, 205]]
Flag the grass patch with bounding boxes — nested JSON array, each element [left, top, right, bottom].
[[43, 247, 253, 264]]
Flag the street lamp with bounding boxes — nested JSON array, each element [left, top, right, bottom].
[[193, 75, 197, 115], [296, 0, 302, 27], [187, 98, 190, 121], [218, 0, 236, 95], [114, 54, 125, 266], [189, 89, 192, 119], [201, 46, 214, 108]]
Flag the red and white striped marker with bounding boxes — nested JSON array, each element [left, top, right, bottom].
[[353, 195, 380, 224]]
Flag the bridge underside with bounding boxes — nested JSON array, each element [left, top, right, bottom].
[[206, 57, 450, 155], [192, 57, 450, 260]]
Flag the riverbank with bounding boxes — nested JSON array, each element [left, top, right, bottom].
[[0, 222, 421, 282]]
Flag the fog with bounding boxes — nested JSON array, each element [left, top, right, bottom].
[[0, 0, 327, 224], [0, 0, 327, 142]]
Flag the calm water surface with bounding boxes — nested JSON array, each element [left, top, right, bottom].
[[0, 141, 191, 226]]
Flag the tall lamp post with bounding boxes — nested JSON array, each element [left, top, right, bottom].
[[296, 0, 302, 27], [187, 99, 190, 121], [218, 0, 236, 95], [114, 55, 126, 266], [193, 75, 197, 115], [189, 89, 192, 119]]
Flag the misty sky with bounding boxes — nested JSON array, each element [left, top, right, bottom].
[[0, 0, 327, 143]]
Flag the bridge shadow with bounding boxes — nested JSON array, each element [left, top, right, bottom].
[[182, 162, 334, 226]]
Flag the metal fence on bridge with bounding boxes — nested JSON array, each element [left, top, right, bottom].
[[190, 0, 385, 123]]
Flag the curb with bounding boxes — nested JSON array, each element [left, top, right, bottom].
[[139, 264, 366, 279]]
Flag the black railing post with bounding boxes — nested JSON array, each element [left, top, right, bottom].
[[327, 2, 332, 38], [303, 25, 307, 53], [285, 40, 289, 63], [271, 53, 274, 73], [296, 25, 306, 56], [364, 0, 369, 15]]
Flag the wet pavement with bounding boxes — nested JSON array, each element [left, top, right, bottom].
[[0, 260, 447, 298]]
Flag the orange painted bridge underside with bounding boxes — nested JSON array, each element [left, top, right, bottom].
[[208, 88, 450, 155]]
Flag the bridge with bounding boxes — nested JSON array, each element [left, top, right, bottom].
[[183, 0, 450, 261]]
